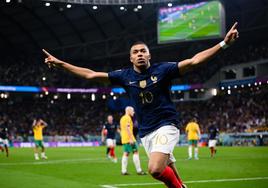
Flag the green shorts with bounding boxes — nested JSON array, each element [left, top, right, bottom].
[[188, 140, 198, 146], [34, 140, 44, 147], [123, 142, 138, 153]]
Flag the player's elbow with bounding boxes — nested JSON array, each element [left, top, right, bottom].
[[85, 72, 97, 80], [191, 56, 200, 65]]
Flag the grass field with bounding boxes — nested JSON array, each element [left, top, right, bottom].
[[158, 1, 222, 43], [1, 146, 268, 188]]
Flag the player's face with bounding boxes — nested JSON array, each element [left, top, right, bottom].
[[107, 115, 113, 124], [130, 44, 151, 71], [129, 108, 135, 117]]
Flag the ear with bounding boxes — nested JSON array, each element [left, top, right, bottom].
[[148, 53, 151, 60], [130, 56, 133, 63]]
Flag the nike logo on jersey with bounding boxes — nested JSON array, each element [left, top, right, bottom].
[[129, 81, 137, 84]]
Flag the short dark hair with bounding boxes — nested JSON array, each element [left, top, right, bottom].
[[130, 41, 149, 53], [131, 41, 147, 47]]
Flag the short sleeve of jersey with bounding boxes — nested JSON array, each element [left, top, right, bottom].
[[108, 69, 125, 85], [160, 62, 180, 79]]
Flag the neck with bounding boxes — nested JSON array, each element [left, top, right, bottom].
[[133, 62, 150, 73]]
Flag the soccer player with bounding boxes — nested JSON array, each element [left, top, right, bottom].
[[120, 106, 146, 175], [101, 115, 119, 162], [43, 22, 238, 188], [32, 118, 48, 160], [208, 123, 219, 157], [185, 118, 201, 160], [0, 121, 9, 157]]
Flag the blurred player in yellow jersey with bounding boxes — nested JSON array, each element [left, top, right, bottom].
[[32, 118, 48, 160], [120, 106, 146, 175], [185, 118, 201, 160]]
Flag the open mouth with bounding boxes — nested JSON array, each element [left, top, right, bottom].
[[137, 58, 145, 63]]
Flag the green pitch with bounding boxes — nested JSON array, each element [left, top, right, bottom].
[[158, 1, 222, 43], [1, 146, 268, 188]]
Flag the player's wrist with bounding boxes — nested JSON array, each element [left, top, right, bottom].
[[219, 41, 229, 49]]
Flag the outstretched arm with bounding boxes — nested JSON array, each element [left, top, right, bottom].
[[42, 49, 109, 82], [178, 22, 239, 75]]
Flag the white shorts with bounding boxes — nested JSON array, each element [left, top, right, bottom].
[[106, 138, 116, 147], [141, 125, 180, 163], [208, 139, 217, 147], [0, 138, 9, 146]]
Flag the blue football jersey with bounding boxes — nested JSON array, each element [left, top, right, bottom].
[[108, 62, 181, 138], [103, 122, 118, 139]]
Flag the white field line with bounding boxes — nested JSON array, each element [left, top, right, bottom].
[[0, 158, 113, 166], [100, 177, 268, 187]]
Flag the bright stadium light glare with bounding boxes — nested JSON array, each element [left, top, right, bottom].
[[67, 93, 71, 99], [254, 82, 258, 86], [221, 86, 224, 90], [110, 92, 114, 96], [241, 84, 244, 88], [6, 0, 11, 3], [53, 95, 58, 100], [227, 90, 231, 95], [45, 2, 50, 6], [91, 93, 95, 101], [212, 88, 217, 96], [45, 91, 49, 95], [234, 85, 237, 89], [66, 4, 71, 8], [92, 5, 98, 10], [120, 6, 125, 10], [102, 94, 106, 99], [40, 94, 44, 98], [113, 96, 117, 100], [0, 93, 4, 98], [133, 7, 138, 12], [259, 82, 262, 85], [42, 76, 46, 81], [137, 5, 142, 9], [168, 3, 172, 7], [248, 83, 251, 87], [50, 100, 54, 104]]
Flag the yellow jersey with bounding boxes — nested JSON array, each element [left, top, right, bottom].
[[33, 124, 45, 140], [120, 114, 136, 144], [185, 122, 200, 140]]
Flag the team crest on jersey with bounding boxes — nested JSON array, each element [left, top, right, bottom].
[[151, 76, 158, 83], [139, 80, 147, 88]]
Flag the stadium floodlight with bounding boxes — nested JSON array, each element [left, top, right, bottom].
[[92, 5, 98, 9], [66, 4, 72, 8], [42, 0, 177, 5], [45, 2, 51, 6], [6, 0, 11, 3]]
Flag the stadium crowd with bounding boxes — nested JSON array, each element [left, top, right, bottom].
[[0, 85, 267, 142], [1, 41, 268, 87]]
